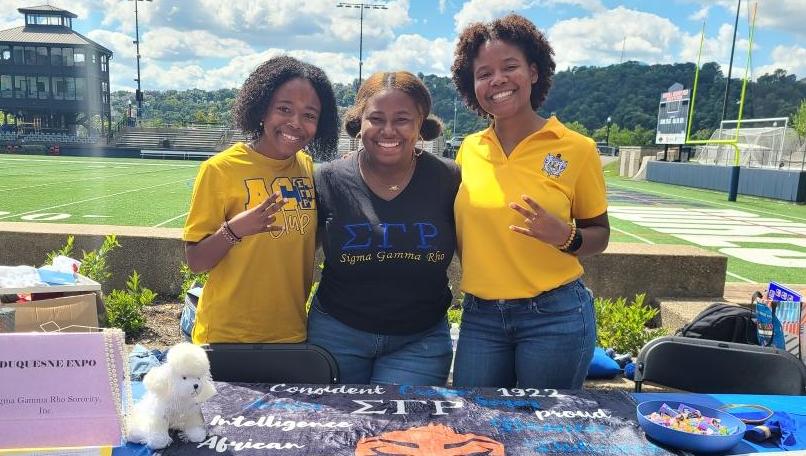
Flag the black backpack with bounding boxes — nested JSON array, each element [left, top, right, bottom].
[[676, 303, 759, 345]]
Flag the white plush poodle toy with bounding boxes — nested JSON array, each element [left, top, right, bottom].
[[127, 342, 217, 449]]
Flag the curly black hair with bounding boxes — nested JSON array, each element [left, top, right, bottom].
[[343, 71, 443, 141], [233, 55, 339, 161], [451, 14, 556, 117]]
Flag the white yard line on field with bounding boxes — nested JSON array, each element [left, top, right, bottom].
[[0, 177, 191, 221], [608, 181, 806, 223], [0, 168, 189, 193], [611, 215, 761, 283], [153, 211, 189, 228], [726, 271, 755, 283], [0, 157, 198, 168], [611, 226, 656, 244]]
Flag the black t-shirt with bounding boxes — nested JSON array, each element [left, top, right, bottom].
[[315, 151, 460, 335]]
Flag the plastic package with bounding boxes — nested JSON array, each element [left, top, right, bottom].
[[0, 266, 46, 288], [50, 255, 81, 274]]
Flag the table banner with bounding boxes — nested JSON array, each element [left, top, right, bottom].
[[162, 382, 674, 455]]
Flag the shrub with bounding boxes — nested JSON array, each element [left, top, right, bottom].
[[44, 234, 121, 284], [105, 271, 156, 337], [179, 262, 208, 301], [447, 290, 464, 326], [594, 293, 667, 356], [44, 235, 75, 267]]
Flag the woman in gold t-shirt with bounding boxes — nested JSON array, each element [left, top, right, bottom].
[[183, 56, 339, 344]]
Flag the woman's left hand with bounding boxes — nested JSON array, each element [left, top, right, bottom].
[[509, 194, 571, 246]]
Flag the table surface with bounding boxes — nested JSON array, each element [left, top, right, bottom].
[[633, 392, 806, 455], [0, 272, 101, 294], [108, 383, 806, 456]]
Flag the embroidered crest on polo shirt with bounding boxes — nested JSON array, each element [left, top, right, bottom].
[[542, 153, 568, 178]]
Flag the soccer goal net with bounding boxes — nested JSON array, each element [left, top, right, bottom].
[[691, 117, 806, 169]]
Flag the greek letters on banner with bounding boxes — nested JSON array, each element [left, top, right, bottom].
[[161, 383, 673, 456]]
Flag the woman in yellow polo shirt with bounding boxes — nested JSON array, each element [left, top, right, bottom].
[[450, 14, 610, 388]]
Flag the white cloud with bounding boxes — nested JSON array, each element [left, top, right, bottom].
[[755, 45, 806, 79], [548, 7, 679, 69], [453, 0, 605, 32], [140, 28, 253, 61], [689, 6, 709, 21], [544, 0, 605, 13], [135, 49, 359, 90], [86, 30, 135, 59], [0, 0, 93, 30], [709, 0, 806, 38], [454, 0, 535, 32], [365, 34, 456, 76], [439, 0, 448, 14], [95, 0, 411, 55], [679, 23, 757, 78]]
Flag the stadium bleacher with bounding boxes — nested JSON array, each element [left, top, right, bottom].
[[115, 126, 227, 151]]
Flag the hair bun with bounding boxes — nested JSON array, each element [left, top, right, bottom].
[[419, 116, 443, 141], [343, 111, 361, 138]]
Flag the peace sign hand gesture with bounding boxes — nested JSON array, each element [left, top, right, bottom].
[[228, 191, 286, 238], [509, 194, 572, 247]]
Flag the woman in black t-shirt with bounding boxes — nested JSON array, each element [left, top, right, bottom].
[[309, 71, 460, 386]]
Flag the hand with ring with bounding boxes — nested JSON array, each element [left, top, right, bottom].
[[227, 191, 286, 238], [508, 194, 572, 246]]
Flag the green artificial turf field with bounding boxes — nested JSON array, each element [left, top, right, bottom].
[[2, 154, 803, 284]]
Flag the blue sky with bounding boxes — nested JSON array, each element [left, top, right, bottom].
[[2, 0, 803, 91]]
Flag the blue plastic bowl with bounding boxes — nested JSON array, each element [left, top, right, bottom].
[[637, 401, 746, 453]]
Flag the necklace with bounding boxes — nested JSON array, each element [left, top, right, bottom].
[[359, 149, 416, 192]]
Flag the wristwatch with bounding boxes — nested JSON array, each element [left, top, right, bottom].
[[560, 228, 583, 254]]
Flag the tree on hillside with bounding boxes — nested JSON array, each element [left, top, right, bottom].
[[109, 64, 805, 137]]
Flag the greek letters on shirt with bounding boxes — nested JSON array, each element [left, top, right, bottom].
[[339, 222, 446, 266], [244, 176, 315, 238]]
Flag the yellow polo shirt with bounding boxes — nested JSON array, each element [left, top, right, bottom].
[[183, 142, 317, 343], [454, 116, 607, 299]]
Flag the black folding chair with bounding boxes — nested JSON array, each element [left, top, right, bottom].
[[634, 336, 806, 395], [203, 343, 339, 384]]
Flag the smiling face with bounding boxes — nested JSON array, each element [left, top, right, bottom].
[[258, 77, 321, 159], [359, 88, 422, 167], [472, 39, 538, 121]]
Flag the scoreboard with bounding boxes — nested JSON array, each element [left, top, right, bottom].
[[656, 84, 690, 145]]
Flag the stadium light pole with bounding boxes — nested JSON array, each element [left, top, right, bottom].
[[720, 0, 741, 125], [336, 2, 389, 86], [452, 96, 458, 138], [605, 116, 612, 145], [129, 0, 152, 123]]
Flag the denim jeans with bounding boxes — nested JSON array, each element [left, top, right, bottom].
[[307, 297, 453, 386], [452, 279, 596, 389]]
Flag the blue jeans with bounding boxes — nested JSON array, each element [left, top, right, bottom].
[[453, 279, 596, 389], [307, 298, 453, 386]]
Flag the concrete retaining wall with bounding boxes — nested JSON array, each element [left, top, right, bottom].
[[647, 161, 806, 203], [619, 146, 662, 177], [0, 223, 727, 303]]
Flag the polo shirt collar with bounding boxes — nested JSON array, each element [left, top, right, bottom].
[[481, 115, 565, 145]]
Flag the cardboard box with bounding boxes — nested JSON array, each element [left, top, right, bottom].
[[2, 293, 99, 332]]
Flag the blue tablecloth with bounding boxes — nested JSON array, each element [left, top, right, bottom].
[[633, 392, 806, 455], [113, 383, 806, 455]]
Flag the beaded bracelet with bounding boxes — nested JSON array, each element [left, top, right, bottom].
[[559, 223, 576, 251], [221, 221, 241, 245]]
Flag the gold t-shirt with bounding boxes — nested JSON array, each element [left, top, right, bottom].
[[183, 142, 317, 343]]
